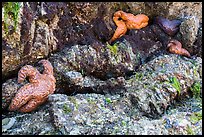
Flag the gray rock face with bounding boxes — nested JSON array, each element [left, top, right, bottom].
[[2, 2, 202, 135], [179, 16, 200, 55], [125, 54, 202, 118], [48, 93, 132, 135], [2, 78, 28, 110], [49, 40, 141, 81], [2, 103, 57, 135], [2, 54, 202, 135]]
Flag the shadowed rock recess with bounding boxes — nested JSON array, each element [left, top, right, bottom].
[[2, 2, 202, 135]]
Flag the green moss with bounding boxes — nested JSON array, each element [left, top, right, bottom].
[[112, 126, 119, 134], [87, 98, 95, 104], [106, 42, 118, 56], [68, 96, 79, 109], [134, 72, 144, 81], [62, 104, 72, 114], [3, 2, 21, 34], [168, 76, 181, 96], [80, 69, 85, 76], [143, 84, 147, 89], [186, 125, 195, 135], [105, 98, 112, 104], [121, 120, 126, 126], [190, 82, 201, 99], [193, 66, 199, 78], [190, 111, 202, 124]]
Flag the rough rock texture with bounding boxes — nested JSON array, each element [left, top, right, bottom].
[[2, 103, 57, 135], [125, 54, 202, 118], [1, 2, 202, 135], [2, 78, 27, 109], [2, 94, 202, 135], [48, 35, 164, 94], [179, 16, 200, 56], [194, 26, 202, 57], [2, 2, 202, 81], [126, 2, 202, 22], [2, 54, 202, 135]]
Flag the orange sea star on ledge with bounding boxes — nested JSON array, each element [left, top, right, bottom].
[[167, 39, 191, 58], [109, 10, 149, 43], [8, 59, 56, 113]]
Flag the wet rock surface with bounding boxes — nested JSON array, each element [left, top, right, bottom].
[[2, 2, 202, 81], [2, 54, 202, 135], [125, 54, 202, 118], [2, 103, 57, 135], [2, 78, 27, 110], [2, 92, 202, 135], [179, 16, 200, 56], [2, 2, 202, 135]]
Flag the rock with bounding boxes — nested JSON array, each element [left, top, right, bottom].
[[48, 93, 135, 135], [2, 2, 202, 81], [2, 78, 27, 110], [2, 53, 202, 135], [192, 25, 202, 57], [125, 54, 202, 118], [2, 117, 16, 132], [167, 2, 202, 22], [179, 16, 200, 56], [48, 35, 164, 94], [49, 41, 141, 81], [2, 2, 59, 80], [60, 70, 127, 95], [3, 93, 202, 135], [2, 103, 58, 135]]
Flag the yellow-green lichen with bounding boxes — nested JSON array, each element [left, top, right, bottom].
[[186, 125, 195, 135], [134, 72, 144, 81], [189, 111, 202, 124]]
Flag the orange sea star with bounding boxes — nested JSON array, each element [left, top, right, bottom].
[[167, 39, 191, 57], [109, 10, 149, 43], [8, 59, 56, 113]]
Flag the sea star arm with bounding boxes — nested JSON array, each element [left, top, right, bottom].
[[19, 98, 47, 112], [18, 65, 41, 84], [38, 59, 54, 75], [8, 84, 34, 111], [167, 40, 190, 57], [109, 19, 127, 43], [125, 14, 149, 29]]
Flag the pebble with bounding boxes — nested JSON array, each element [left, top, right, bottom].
[[2, 117, 16, 132]]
